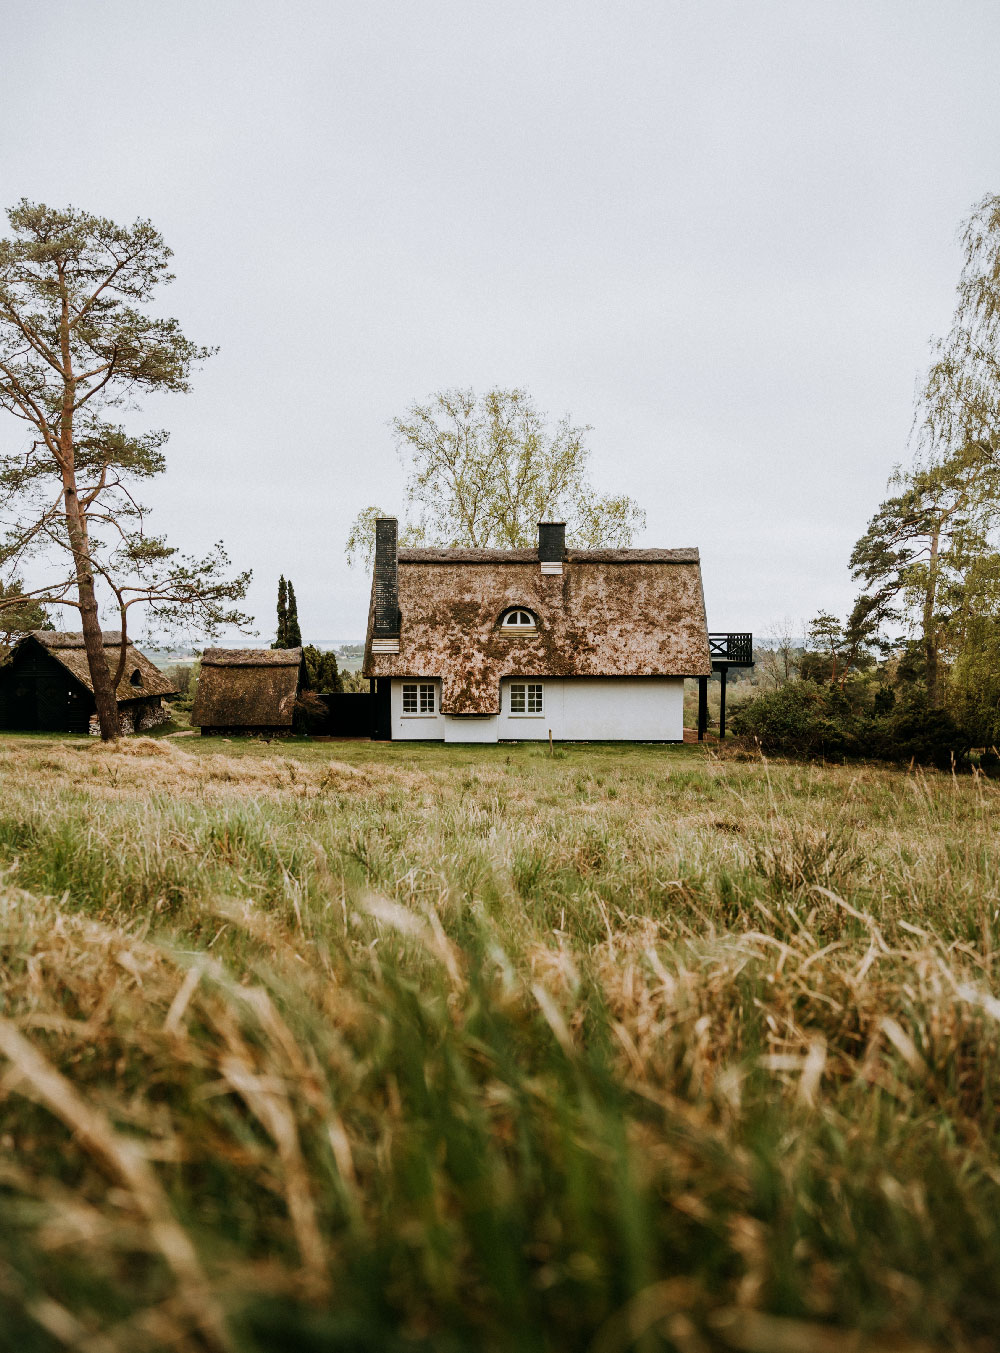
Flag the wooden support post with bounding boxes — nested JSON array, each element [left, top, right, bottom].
[[719, 666, 728, 739], [371, 677, 392, 741], [698, 675, 708, 741]]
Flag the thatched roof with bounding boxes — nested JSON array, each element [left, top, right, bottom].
[[364, 549, 711, 715], [198, 648, 303, 667], [192, 648, 303, 728], [30, 631, 176, 701]]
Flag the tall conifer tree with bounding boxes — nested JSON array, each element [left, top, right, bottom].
[[273, 575, 288, 649], [285, 579, 302, 647]]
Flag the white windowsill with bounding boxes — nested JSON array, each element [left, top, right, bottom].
[[401, 713, 438, 719], [508, 713, 545, 718]]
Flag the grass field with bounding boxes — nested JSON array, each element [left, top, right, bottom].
[[0, 732, 998, 1352]]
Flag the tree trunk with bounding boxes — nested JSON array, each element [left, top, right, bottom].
[[64, 482, 119, 739], [57, 268, 119, 741], [923, 525, 942, 709]]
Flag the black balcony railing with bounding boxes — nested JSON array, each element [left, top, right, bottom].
[[709, 632, 753, 666]]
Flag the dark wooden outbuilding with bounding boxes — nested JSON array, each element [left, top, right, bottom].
[[0, 632, 177, 735], [191, 647, 306, 736]]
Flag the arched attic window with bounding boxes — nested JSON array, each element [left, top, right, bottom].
[[130, 668, 143, 687], [500, 608, 538, 634]]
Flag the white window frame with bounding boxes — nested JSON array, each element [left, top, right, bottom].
[[401, 682, 436, 716], [500, 608, 537, 633], [509, 682, 544, 716]]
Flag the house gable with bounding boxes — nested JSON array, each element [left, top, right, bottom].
[[31, 632, 177, 703]]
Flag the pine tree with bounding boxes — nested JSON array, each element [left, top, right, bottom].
[[0, 579, 50, 649], [285, 579, 303, 647], [272, 575, 288, 649], [0, 201, 249, 738]]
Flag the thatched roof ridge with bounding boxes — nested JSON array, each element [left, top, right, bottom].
[[192, 648, 303, 728], [398, 548, 700, 564], [200, 647, 303, 667], [36, 630, 129, 648], [28, 631, 176, 701]]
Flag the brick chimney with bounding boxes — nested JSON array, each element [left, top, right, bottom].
[[538, 521, 566, 575], [372, 517, 400, 653]]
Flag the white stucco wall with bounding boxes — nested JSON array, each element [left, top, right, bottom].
[[389, 677, 684, 742], [444, 715, 499, 743], [389, 679, 445, 740], [497, 677, 684, 742]]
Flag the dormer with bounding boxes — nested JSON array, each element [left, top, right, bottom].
[[499, 607, 538, 634]]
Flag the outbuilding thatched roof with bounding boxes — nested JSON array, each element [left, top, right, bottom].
[[364, 548, 711, 715], [192, 648, 304, 729], [31, 632, 176, 701]]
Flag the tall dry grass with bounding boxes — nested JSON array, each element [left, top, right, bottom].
[[0, 734, 998, 1351]]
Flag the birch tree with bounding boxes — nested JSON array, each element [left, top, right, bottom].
[[346, 387, 645, 566], [0, 200, 250, 738], [923, 194, 1000, 464]]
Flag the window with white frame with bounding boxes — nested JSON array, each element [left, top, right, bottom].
[[500, 608, 537, 632], [509, 682, 543, 715], [402, 682, 436, 715]]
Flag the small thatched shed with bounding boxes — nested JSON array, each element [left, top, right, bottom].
[[192, 647, 305, 736], [0, 631, 177, 735]]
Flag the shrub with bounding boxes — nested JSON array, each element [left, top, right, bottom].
[[728, 681, 860, 757], [871, 700, 969, 768], [292, 689, 329, 734], [730, 682, 970, 766]]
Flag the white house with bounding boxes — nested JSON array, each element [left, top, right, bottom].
[[362, 519, 716, 744]]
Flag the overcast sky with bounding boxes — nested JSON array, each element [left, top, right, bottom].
[[3, 1, 999, 642]]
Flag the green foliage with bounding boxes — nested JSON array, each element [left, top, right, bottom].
[[0, 578, 50, 646], [345, 387, 645, 567], [730, 681, 859, 758], [880, 700, 969, 766], [730, 681, 968, 767], [302, 644, 342, 692]]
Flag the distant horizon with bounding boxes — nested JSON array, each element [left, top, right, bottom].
[[147, 637, 365, 652]]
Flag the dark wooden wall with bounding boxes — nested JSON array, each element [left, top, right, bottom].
[[0, 646, 94, 733], [315, 692, 373, 737]]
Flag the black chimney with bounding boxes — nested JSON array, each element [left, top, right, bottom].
[[538, 521, 566, 571], [373, 517, 399, 637]]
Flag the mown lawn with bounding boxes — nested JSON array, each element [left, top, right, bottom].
[[0, 732, 997, 1352]]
